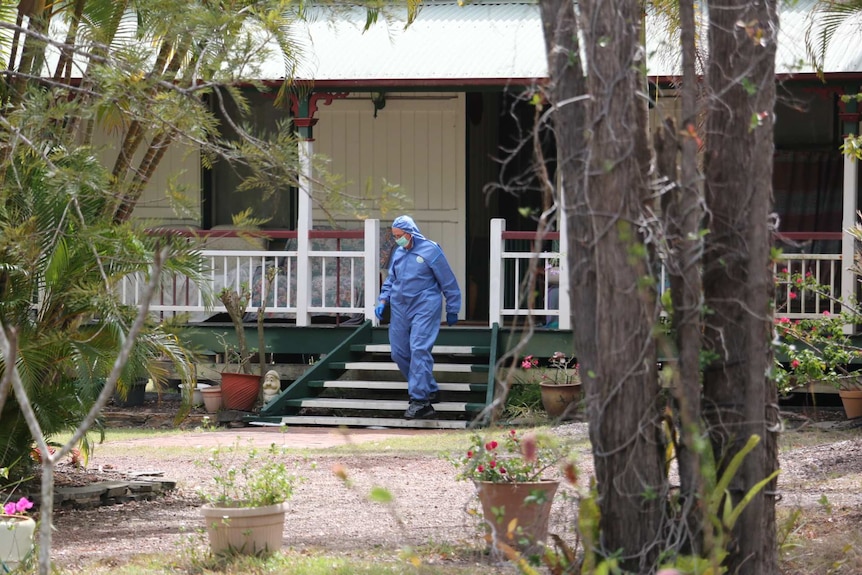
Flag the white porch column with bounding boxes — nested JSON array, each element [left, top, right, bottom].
[[296, 139, 312, 327], [841, 142, 858, 334], [489, 218, 505, 328], [557, 203, 571, 330], [364, 218, 380, 323]]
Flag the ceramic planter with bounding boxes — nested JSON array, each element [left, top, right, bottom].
[[200, 386, 223, 413], [201, 502, 287, 556], [839, 389, 862, 419], [473, 480, 558, 554], [113, 378, 148, 407], [539, 382, 581, 419], [220, 372, 260, 411], [0, 516, 36, 571]]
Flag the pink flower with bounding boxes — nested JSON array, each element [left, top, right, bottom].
[[521, 355, 535, 369], [485, 441, 498, 450], [823, 311, 831, 316], [789, 291, 797, 300], [489, 460, 497, 469], [791, 359, 800, 369], [466, 450, 473, 459], [2, 497, 32, 516], [477, 464, 484, 473], [779, 317, 790, 324]]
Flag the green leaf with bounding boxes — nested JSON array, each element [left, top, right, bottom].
[[369, 486, 392, 503]]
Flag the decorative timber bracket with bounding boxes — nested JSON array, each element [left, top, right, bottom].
[[290, 92, 350, 129]]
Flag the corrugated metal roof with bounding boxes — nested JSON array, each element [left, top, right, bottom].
[[646, 0, 862, 77], [273, 1, 546, 82], [268, 0, 859, 85]]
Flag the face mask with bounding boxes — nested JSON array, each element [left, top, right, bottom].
[[395, 235, 409, 248]]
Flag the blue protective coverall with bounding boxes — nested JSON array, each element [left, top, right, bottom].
[[378, 216, 461, 402]]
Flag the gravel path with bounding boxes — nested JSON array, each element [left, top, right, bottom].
[[43, 417, 862, 573]]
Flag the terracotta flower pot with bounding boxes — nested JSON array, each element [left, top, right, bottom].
[[473, 480, 558, 553], [220, 372, 260, 411], [839, 389, 862, 419], [200, 386, 223, 413]]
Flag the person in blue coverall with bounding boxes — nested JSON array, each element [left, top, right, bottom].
[[375, 215, 461, 420]]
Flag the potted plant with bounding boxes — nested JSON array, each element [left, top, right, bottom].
[[773, 267, 862, 418], [217, 284, 262, 411], [516, 353, 582, 419], [0, 496, 36, 571], [216, 265, 279, 411], [198, 441, 300, 556], [449, 429, 574, 554]]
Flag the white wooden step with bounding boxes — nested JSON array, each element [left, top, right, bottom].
[[291, 398, 472, 412], [361, 344, 487, 355], [333, 361, 480, 372], [312, 380, 478, 392], [250, 416, 468, 429]]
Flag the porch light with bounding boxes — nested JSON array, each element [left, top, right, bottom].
[[372, 91, 386, 118]]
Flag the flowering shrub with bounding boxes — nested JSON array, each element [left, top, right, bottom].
[[2, 496, 33, 517], [773, 268, 862, 394], [517, 352, 580, 386], [450, 429, 575, 484]]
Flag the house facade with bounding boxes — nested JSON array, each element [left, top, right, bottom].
[[117, 0, 859, 329]]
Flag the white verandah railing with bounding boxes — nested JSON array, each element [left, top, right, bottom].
[[120, 218, 844, 328], [488, 218, 845, 327], [120, 219, 381, 326]]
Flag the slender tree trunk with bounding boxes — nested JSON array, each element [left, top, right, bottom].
[[654, 0, 709, 556], [702, 0, 779, 573], [568, 1, 666, 570]]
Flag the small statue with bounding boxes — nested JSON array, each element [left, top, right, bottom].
[[262, 369, 281, 403]]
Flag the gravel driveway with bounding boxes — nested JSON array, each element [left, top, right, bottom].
[[44, 416, 862, 573]]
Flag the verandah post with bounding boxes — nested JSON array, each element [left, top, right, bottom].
[[364, 218, 380, 322], [489, 218, 505, 327]]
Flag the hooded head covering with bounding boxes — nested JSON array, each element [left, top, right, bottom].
[[392, 215, 425, 240]]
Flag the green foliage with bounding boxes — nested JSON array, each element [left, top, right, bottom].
[[199, 441, 301, 508], [448, 429, 572, 484], [773, 267, 861, 394]]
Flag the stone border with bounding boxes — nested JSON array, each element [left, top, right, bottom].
[[22, 475, 176, 510]]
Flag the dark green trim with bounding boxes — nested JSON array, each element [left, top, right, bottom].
[[259, 321, 373, 416]]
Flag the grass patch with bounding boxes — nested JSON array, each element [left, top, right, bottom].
[[65, 545, 506, 575]]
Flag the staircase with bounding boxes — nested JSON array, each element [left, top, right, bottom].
[[246, 321, 499, 429]]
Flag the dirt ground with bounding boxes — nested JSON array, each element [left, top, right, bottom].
[[37, 400, 862, 574]]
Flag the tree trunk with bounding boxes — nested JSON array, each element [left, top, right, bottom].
[[654, 0, 709, 556], [703, 0, 779, 573], [549, 0, 666, 570]]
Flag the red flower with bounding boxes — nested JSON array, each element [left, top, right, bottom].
[[489, 460, 497, 469], [500, 468, 507, 475], [485, 441, 498, 450], [477, 464, 484, 473], [466, 450, 473, 459], [791, 359, 800, 369], [789, 291, 797, 300]]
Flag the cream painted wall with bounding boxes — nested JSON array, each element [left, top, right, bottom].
[[313, 92, 468, 316], [91, 129, 201, 227]]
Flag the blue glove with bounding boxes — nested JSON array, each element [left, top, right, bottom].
[[375, 302, 386, 320], [446, 312, 458, 326]]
